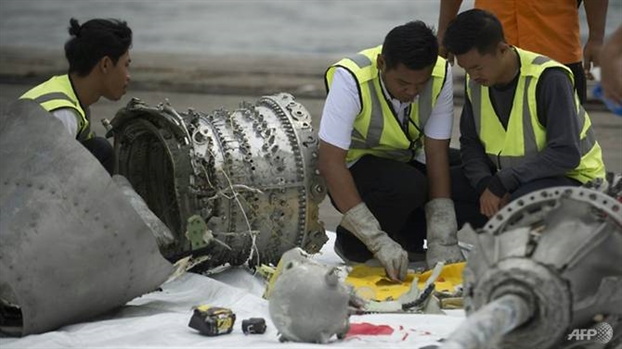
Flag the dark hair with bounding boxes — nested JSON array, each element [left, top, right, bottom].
[[443, 9, 505, 56], [64, 18, 132, 76], [381, 20, 438, 71]]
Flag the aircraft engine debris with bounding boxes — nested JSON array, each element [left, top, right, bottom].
[[439, 186, 622, 349], [0, 100, 174, 336], [268, 249, 352, 343], [108, 93, 327, 269]]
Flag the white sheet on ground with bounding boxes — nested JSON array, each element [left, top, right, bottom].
[[0, 231, 465, 348]]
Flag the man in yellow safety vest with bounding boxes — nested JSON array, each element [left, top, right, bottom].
[[443, 9, 605, 226], [319, 21, 464, 281]]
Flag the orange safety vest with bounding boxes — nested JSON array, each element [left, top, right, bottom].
[[475, 0, 582, 64]]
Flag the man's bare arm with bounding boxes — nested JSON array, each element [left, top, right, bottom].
[[424, 137, 452, 199], [318, 140, 362, 214], [583, 0, 609, 77], [437, 0, 464, 61]]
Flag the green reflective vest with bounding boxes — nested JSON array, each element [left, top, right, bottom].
[[20, 74, 92, 141], [466, 48, 605, 183], [325, 45, 447, 163]]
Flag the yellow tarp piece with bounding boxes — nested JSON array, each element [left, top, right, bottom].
[[345, 262, 465, 301]]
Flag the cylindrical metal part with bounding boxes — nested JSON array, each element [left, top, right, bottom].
[[109, 93, 327, 270], [458, 186, 622, 349], [440, 294, 532, 349]]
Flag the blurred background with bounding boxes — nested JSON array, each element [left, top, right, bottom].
[[1, 0, 620, 57]]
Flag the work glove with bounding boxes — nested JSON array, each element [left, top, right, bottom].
[[425, 198, 465, 268], [340, 202, 409, 281]]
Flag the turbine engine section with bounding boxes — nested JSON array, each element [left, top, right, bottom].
[[109, 93, 327, 269], [440, 186, 622, 349]]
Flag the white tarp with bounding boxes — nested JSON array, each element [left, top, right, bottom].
[[0, 232, 466, 348]]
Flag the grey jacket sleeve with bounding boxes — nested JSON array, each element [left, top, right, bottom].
[[495, 68, 582, 193], [459, 90, 496, 193]]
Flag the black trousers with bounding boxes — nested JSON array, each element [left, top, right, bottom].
[[450, 166, 583, 231], [81, 136, 115, 175], [333, 150, 461, 262]]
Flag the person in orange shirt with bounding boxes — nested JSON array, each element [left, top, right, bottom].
[[437, 0, 608, 104]]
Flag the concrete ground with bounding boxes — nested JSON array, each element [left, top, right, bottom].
[[1, 47, 621, 232]]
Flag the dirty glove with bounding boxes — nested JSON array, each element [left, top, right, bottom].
[[340, 202, 408, 281], [425, 198, 465, 268]]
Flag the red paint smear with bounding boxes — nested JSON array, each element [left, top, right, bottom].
[[346, 323, 394, 337]]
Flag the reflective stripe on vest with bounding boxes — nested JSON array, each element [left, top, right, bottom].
[[20, 75, 92, 141], [325, 45, 446, 163], [33, 92, 74, 105], [467, 48, 605, 183]]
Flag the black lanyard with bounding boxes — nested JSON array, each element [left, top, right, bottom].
[[379, 74, 422, 147], [401, 105, 411, 133]]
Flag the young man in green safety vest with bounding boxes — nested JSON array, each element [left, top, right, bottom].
[[442, 9, 605, 227], [319, 21, 464, 281], [21, 18, 132, 175]]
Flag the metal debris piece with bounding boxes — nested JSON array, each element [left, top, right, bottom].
[[439, 186, 622, 349], [268, 249, 351, 343], [360, 262, 446, 314], [0, 100, 173, 336], [441, 294, 533, 349], [185, 215, 231, 251], [109, 93, 327, 270], [114, 175, 176, 248]]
